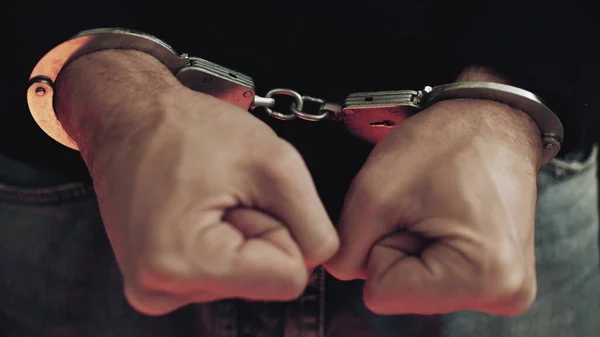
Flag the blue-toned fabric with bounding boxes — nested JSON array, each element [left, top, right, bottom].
[[1, 147, 598, 337]]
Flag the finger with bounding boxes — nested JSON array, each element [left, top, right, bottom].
[[223, 207, 304, 258], [211, 208, 311, 299], [124, 284, 223, 316], [127, 209, 311, 310], [363, 237, 476, 315], [189, 209, 311, 299], [324, 173, 394, 280], [362, 220, 535, 315], [252, 142, 339, 267], [375, 231, 430, 256]]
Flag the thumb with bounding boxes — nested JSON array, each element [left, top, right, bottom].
[[362, 218, 535, 316], [323, 172, 400, 280], [251, 144, 340, 268], [362, 230, 460, 315]]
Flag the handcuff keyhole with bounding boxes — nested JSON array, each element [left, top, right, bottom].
[[364, 96, 374, 102], [229, 72, 238, 78], [370, 120, 395, 127]]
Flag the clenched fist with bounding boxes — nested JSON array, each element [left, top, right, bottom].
[[326, 97, 542, 316], [55, 50, 339, 316]]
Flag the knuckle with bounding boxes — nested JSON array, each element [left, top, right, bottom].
[[123, 285, 159, 315], [363, 298, 388, 315], [122, 284, 181, 316], [363, 281, 392, 315], [475, 244, 536, 310], [506, 281, 537, 315], [325, 266, 360, 282], [490, 250, 526, 295], [324, 252, 363, 282], [321, 232, 342, 259], [306, 232, 341, 267], [122, 286, 149, 314], [285, 268, 311, 300], [132, 253, 194, 293]]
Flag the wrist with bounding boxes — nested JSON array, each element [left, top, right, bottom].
[[429, 98, 542, 170], [54, 49, 185, 163], [453, 66, 543, 168]]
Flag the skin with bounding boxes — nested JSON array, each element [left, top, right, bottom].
[[55, 49, 542, 317], [325, 66, 542, 316], [56, 50, 340, 315]]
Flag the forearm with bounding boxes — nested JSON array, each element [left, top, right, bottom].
[[452, 65, 542, 168], [54, 49, 188, 163]]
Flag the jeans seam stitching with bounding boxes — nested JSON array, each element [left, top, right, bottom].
[[0, 183, 95, 204]]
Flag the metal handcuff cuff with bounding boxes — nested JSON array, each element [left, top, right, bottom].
[[27, 28, 564, 165]]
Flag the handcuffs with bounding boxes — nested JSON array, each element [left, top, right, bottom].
[[27, 28, 564, 165]]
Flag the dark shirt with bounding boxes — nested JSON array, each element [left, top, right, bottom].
[[1, 0, 598, 186]]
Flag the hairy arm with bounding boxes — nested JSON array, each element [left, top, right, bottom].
[[53, 50, 207, 174], [451, 0, 599, 153], [452, 65, 543, 168]]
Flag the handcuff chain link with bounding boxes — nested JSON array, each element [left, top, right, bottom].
[[253, 88, 341, 122]]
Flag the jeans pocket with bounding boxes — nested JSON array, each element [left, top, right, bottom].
[[0, 153, 94, 205], [0, 154, 110, 335], [0, 153, 203, 337]]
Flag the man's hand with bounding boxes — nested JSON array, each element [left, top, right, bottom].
[[325, 95, 542, 316], [55, 50, 339, 315]]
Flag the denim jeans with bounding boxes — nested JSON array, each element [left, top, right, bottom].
[[0, 147, 598, 337]]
